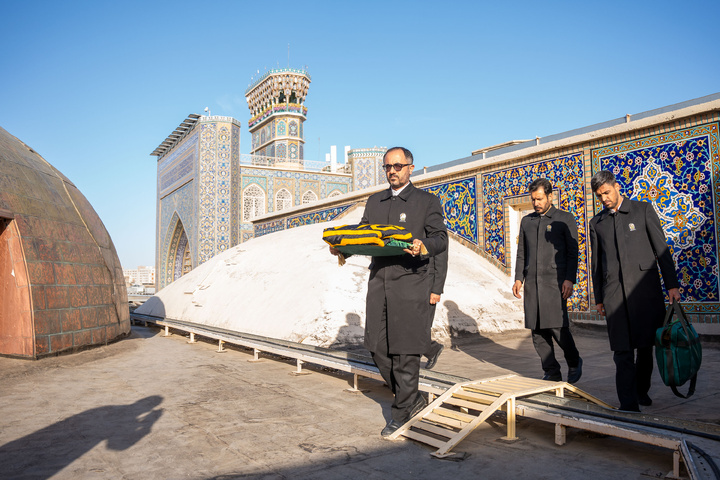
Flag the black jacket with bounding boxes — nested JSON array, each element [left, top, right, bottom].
[[589, 198, 679, 350], [361, 182, 447, 354], [514, 205, 578, 329]]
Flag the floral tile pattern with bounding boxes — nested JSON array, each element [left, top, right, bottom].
[[424, 177, 477, 245], [592, 123, 720, 312], [481, 154, 588, 311]]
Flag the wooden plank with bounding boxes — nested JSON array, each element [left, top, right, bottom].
[[468, 374, 518, 384], [453, 390, 498, 404], [488, 377, 542, 388], [412, 421, 457, 438], [403, 429, 448, 449], [420, 384, 447, 397], [444, 397, 490, 411], [433, 406, 477, 423], [563, 384, 615, 409], [471, 384, 568, 400], [463, 382, 520, 395], [504, 377, 550, 387], [424, 412, 468, 430], [511, 385, 571, 398], [468, 380, 539, 394]]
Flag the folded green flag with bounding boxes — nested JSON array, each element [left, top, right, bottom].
[[323, 224, 413, 258]]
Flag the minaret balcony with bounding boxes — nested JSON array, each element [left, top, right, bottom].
[[249, 103, 307, 128]]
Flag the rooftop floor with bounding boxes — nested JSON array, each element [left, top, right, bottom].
[[0, 325, 717, 479]]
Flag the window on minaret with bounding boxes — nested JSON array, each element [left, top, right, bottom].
[[242, 184, 266, 222], [302, 190, 318, 204], [276, 189, 292, 211]]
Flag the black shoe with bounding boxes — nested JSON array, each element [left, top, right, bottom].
[[542, 373, 562, 382], [638, 393, 652, 406], [381, 420, 403, 437], [567, 358, 583, 384], [425, 343, 444, 370], [407, 394, 427, 419]]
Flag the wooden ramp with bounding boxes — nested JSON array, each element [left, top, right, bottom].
[[388, 374, 613, 458]]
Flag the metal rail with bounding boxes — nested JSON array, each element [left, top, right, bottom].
[[130, 313, 719, 479]]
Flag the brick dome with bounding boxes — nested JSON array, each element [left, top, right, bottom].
[[0, 127, 130, 358]]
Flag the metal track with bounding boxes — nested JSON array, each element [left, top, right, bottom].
[[131, 313, 719, 479]]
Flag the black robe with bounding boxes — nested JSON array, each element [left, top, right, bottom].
[[589, 198, 679, 351], [361, 182, 447, 355], [514, 206, 578, 330]]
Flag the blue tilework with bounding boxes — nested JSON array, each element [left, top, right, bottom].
[[592, 122, 720, 313], [254, 219, 286, 237], [326, 182, 348, 195], [286, 204, 352, 229], [424, 177, 477, 245], [481, 154, 588, 311]]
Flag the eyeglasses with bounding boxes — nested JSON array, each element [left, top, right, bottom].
[[383, 163, 412, 172]]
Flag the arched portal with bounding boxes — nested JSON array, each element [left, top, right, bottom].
[[174, 229, 191, 281], [164, 217, 193, 286]]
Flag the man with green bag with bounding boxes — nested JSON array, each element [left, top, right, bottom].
[[589, 170, 681, 412]]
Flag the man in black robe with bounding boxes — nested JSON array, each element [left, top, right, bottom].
[[512, 178, 582, 383], [589, 170, 680, 411], [331, 146, 447, 437]]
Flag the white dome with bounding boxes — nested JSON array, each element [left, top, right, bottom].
[[137, 209, 523, 347]]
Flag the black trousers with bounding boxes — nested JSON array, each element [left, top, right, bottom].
[[531, 327, 580, 377], [613, 347, 653, 411], [370, 302, 422, 423], [424, 303, 441, 358]]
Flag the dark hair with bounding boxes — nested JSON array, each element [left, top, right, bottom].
[[383, 147, 414, 164], [591, 170, 616, 192], [528, 178, 552, 195]]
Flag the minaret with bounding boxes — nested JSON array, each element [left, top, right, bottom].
[[245, 67, 311, 166]]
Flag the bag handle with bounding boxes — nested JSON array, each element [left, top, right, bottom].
[[671, 375, 697, 399], [663, 302, 695, 343]]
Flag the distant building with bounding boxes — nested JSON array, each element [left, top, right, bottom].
[[127, 285, 145, 295], [151, 67, 386, 289], [347, 147, 387, 191], [123, 266, 155, 287], [137, 265, 155, 285]]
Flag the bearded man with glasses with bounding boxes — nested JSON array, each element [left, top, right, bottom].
[[332, 146, 447, 438]]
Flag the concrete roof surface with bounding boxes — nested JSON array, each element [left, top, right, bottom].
[[0, 324, 717, 479]]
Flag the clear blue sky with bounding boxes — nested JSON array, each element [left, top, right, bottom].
[[1, 0, 718, 269]]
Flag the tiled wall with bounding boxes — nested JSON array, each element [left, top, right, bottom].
[[248, 114, 720, 327], [591, 123, 719, 313]]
